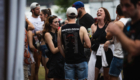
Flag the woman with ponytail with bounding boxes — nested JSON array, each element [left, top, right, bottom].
[[39, 8, 52, 80]]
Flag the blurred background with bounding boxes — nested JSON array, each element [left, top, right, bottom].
[[25, 1, 119, 79], [25, 0, 120, 22], [0, 0, 120, 80]]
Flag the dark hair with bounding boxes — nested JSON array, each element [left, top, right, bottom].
[[68, 13, 77, 19], [130, 0, 140, 7], [42, 15, 57, 37], [117, 4, 123, 16], [41, 9, 52, 17], [99, 7, 111, 24]]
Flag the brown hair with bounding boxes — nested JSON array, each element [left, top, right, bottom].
[[95, 7, 111, 25], [41, 9, 52, 19], [101, 7, 111, 24], [42, 15, 57, 37]]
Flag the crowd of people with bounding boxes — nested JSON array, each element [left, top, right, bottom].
[[24, 0, 140, 80]]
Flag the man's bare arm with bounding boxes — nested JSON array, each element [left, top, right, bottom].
[[57, 28, 65, 58], [82, 27, 91, 48], [108, 22, 140, 56], [25, 17, 35, 30]]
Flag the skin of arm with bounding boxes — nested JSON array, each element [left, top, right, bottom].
[[107, 22, 140, 56], [44, 32, 59, 54], [91, 24, 97, 36], [25, 17, 35, 30], [105, 21, 124, 51], [57, 28, 65, 58], [27, 30, 38, 52], [80, 26, 91, 48]]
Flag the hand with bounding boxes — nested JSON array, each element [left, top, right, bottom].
[[34, 49, 39, 54], [104, 41, 110, 51]]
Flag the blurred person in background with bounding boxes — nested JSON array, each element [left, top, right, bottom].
[[107, 0, 140, 80], [24, 17, 35, 80], [90, 7, 113, 80], [58, 7, 91, 80], [106, 4, 129, 80], [28, 2, 44, 80], [39, 8, 51, 80], [43, 15, 65, 80], [72, 1, 95, 62]]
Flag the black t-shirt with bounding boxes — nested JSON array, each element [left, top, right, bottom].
[[77, 13, 94, 30], [123, 20, 140, 80], [61, 24, 87, 64]]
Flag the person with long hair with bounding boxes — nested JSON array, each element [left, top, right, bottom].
[[43, 15, 64, 80], [39, 8, 51, 80], [90, 7, 113, 80]]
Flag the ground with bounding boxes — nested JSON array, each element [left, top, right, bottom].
[[38, 65, 45, 80]]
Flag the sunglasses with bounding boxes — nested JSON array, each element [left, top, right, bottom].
[[49, 15, 56, 17]]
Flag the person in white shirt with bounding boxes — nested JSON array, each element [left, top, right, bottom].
[[27, 2, 44, 80], [106, 4, 130, 80]]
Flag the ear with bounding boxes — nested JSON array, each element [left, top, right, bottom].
[[31, 9, 34, 13]]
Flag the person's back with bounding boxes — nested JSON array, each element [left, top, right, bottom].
[[58, 7, 91, 80], [61, 24, 87, 64], [72, 1, 94, 62]]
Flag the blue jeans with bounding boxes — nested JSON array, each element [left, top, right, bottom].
[[64, 61, 88, 80], [109, 57, 123, 77], [40, 45, 48, 58]]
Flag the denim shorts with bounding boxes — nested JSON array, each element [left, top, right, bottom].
[[109, 57, 123, 77], [40, 45, 48, 58], [64, 61, 88, 80]]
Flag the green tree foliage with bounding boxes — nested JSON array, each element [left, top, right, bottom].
[[54, 0, 79, 18]]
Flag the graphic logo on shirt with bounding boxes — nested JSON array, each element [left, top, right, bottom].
[[63, 32, 78, 54]]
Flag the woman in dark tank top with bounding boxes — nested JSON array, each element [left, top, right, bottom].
[[42, 15, 65, 80], [90, 7, 113, 80]]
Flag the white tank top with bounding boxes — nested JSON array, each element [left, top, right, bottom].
[[113, 18, 130, 58]]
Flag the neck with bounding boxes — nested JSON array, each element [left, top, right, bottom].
[[68, 19, 76, 24], [118, 15, 125, 19], [80, 10, 86, 19], [51, 28, 56, 33], [32, 14, 38, 18], [98, 19, 105, 27], [131, 11, 140, 24]]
